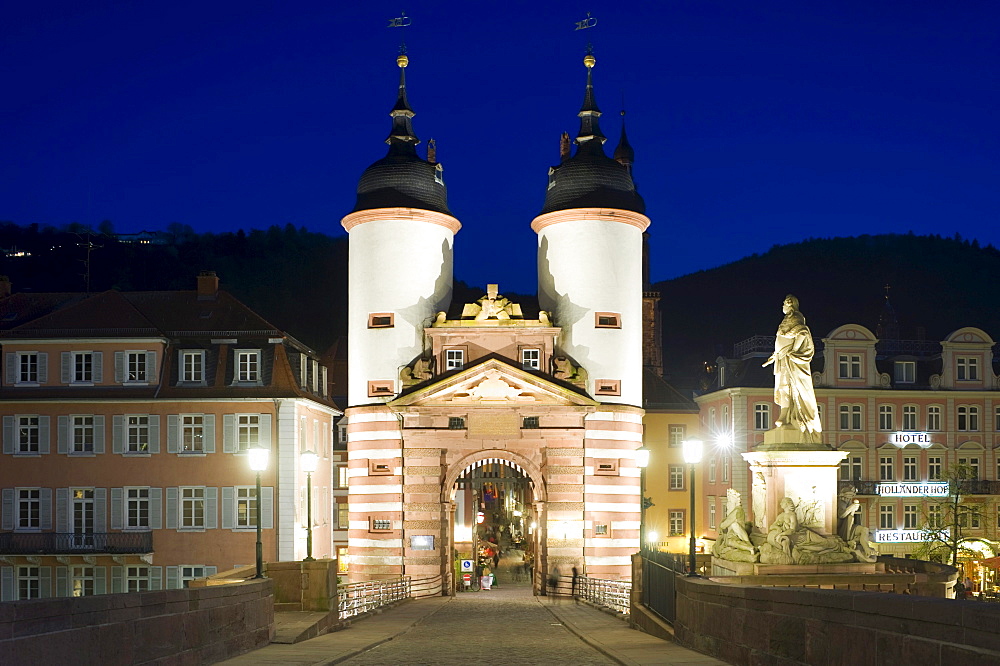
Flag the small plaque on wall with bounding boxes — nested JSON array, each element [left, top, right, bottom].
[[467, 412, 521, 437], [410, 535, 435, 551]]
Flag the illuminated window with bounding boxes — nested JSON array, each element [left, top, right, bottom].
[[927, 406, 941, 431], [237, 414, 260, 452], [337, 505, 349, 529], [669, 465, 684, 490], [181, 487, 206, 529], [669, 510, 685, 536], [894, 361, 915, 384], [902, 405, 917, 431], [838, 354, 861, 379], [878, 405, 894, 431], [181, 415, 204, 452], [669, 425, 685, 447], [71, 566, 95, 597], [236, 486, 257, 528], [957, 356, 979, 381]]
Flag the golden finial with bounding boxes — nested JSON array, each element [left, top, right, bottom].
[[397, 53, 409, 68], [583, 53, 596, 69]]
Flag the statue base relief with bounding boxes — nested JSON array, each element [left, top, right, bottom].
[[711, 557, 882, 577], [758, 425, 825, 450]]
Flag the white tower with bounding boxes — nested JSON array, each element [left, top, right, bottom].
[[532, 52, 649, 407], [341, 54, 461, 407]]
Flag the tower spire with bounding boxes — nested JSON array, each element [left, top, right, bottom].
[[575, 50, 606, 153], [386, 50, 419, 153], [613, 106, 634, 174]]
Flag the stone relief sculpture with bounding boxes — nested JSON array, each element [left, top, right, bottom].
[[759, 497, 797, 565], [400, 356, 434, 386], [762, 294, 822, 434], [838, 486, 877, 563], [552, 356, 588, 387], [460, 284, 522, 321], [751, 471, 767, 532], [712, 489, 757, 562]]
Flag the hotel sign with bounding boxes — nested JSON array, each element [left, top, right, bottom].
[[876, 529, 947, 543], [889, 432, 933, 448], [877, 483, 949, 497]]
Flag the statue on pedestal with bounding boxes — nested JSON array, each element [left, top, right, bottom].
[[759, 497, 797, 564], [712, 489, 757, 562], [838, 487, 877, 563], [762, 295, 822, 434]]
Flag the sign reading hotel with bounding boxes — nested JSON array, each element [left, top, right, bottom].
[[889, 432, 933, 448], [876, 529, 947, 543], [877, 482, 949, 497]]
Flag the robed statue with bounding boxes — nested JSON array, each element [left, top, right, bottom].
[[762, 294, 822, 434]]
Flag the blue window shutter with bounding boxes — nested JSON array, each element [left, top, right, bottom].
[[148, 415, 160, 454], [166, 566, 179, 590], [39, 567, 52, 598], [149, 566, 162, 591], [114, 351, 124, 383], [94, 415, 106, 454], [1, 567, 13, 601], [54, 488, 68, 532], [111, 566, 124, 594], [260, 413, 272, 449], [147, 351, 157, 383], [4, 353, 15, 385], [2, 416, 12, 454], [149, 488, 163, 529], [56, 567, 68, 597], [221, 487, 234, 530], [61, 352, 71, 383], [38, 353, 48, 384], [38, 416, 50, 455], [39, 488, 53, 530], [165, 488, 178, 529], [205, 487, 218, 529], [167, 415, 179, 453], [262, 486, 274, 530], [93, 352, 103, 383], [94, 567, 107, 595], [58, 416, 69, 454], [204, 414, 216, 453], [94, 488, 107, 532], [110, 488, 123, 530], [112, 416, 124, 454], [1, 489, 14, 530]]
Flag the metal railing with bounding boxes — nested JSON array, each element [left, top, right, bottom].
[[575, 575, 631, 616], [640, 549, 686, 624], [0, 531, 153, 554], [337, 576, 411, 620]]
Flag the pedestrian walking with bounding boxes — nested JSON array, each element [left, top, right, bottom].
[[571, 566, 579, 602], [547, 565, 561, 601], [481, 563, 493, 590]]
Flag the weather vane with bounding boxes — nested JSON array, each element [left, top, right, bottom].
[[387, 10, 411, 28], [575, 12, 597, 31]]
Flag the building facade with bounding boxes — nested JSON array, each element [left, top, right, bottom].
[[0, 273, 339, 600]]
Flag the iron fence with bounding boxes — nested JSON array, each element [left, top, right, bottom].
[[575, 575, 631, 615], [0, 531, 152, 554], [337, 576, 411, 620], [641, 548, 685, 624]]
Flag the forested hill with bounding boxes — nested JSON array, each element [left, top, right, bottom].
[[654, 233, 1000, 387]]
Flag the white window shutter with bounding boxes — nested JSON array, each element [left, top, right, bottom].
[[94, 488, 107, 532], [39, 567, 52, 598], [61, 352, 71, 383], [111, 566, 124, 594], [2, 415, 12, 455], [148, 415, 160, 454], [149, 566, 162, 590], [223, 414, 235, 453], [262, 486, 274, 530], [94, 567, 107, 595], [40, 488, 53, 531], [166, 566, 179, 590], [260, 413, 272, 449], [93, 352, 103, 383], [56, 567, 69, 597], [38, 416, 50, 455], [4, 353, 15, 385], [1, 567, 13, 601], [114, 351, 125, 383], [167, 415, 179, 453], [147, 351, 157, 383], [58, 416, 70, 454], [110, 488, 123, 530], [221, 487, 234, 530], [112, 415, 124, 454], [55, 488, 69, 532], [165, 488, 178, 529], [1, 489, 14, 530], [94, 415, 106, 454], [149, 487, 163, 529], [38, 353, 48, 384], [204, 414, 216, 453], [205, 487, 218, 529]]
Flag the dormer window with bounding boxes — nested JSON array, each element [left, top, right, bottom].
[[894, 361, 915, 384], [116, 351, 155, 384], [957, 356, 979, 381], [445, 349, 464, 370], [434, 164, 445, 185], [235, 350, 260, 384], [838, 354, 861, 379], [179, 350, 205, 384], [547, 167, 556, 190], [521, 349, 540, 370]]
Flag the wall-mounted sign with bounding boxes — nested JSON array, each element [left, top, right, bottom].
[[889, 432, 933, 448], [877, 482, 949, 497], [876, 529, 947, 543]]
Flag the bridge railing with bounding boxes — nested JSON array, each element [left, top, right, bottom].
[[337, 576, 411, 620], [576, 575, 631, 615], [639, 548, 686, 624]]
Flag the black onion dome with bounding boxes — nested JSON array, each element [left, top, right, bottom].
[[351, 54, 452, 216], [540, 53, 644, 216]]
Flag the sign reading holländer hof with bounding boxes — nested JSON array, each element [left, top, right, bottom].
[[876, 482, 949, 497]]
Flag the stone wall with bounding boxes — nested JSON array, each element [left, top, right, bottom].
[[674, 575, 1000, 665], [0, 579, 273, 664]]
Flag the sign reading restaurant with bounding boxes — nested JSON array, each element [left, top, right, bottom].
[[876, 529, 948, 543], [877, 482, 950, 497]]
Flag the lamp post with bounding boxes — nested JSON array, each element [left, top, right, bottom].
[[635, 446, 650, 550], [301, 450, 319, 561], [682, 439, 703, 577], [248, 445, 269, 579]]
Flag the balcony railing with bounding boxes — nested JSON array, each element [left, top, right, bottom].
[[839, 479, 1000, 496], [0, 531, 153, 555]]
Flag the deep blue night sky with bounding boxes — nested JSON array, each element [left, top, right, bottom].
[[3, 2, 997, 294]]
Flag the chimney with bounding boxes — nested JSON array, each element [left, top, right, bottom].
[[0, 276, 10, 299], [559, 132, 571, 161], [427, 138, 437, 163], [197, 271, 219, 301]]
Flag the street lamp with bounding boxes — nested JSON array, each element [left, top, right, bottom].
[[248, 445, 269, 579], [682, 439, 703, 577], [635, 446, 651, 549], [301, 450, 319, 561]]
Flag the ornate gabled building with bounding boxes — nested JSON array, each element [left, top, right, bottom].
[[340, 51, 649, 588]]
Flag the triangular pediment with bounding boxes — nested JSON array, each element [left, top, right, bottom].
[[389, 357, 598, 407]]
